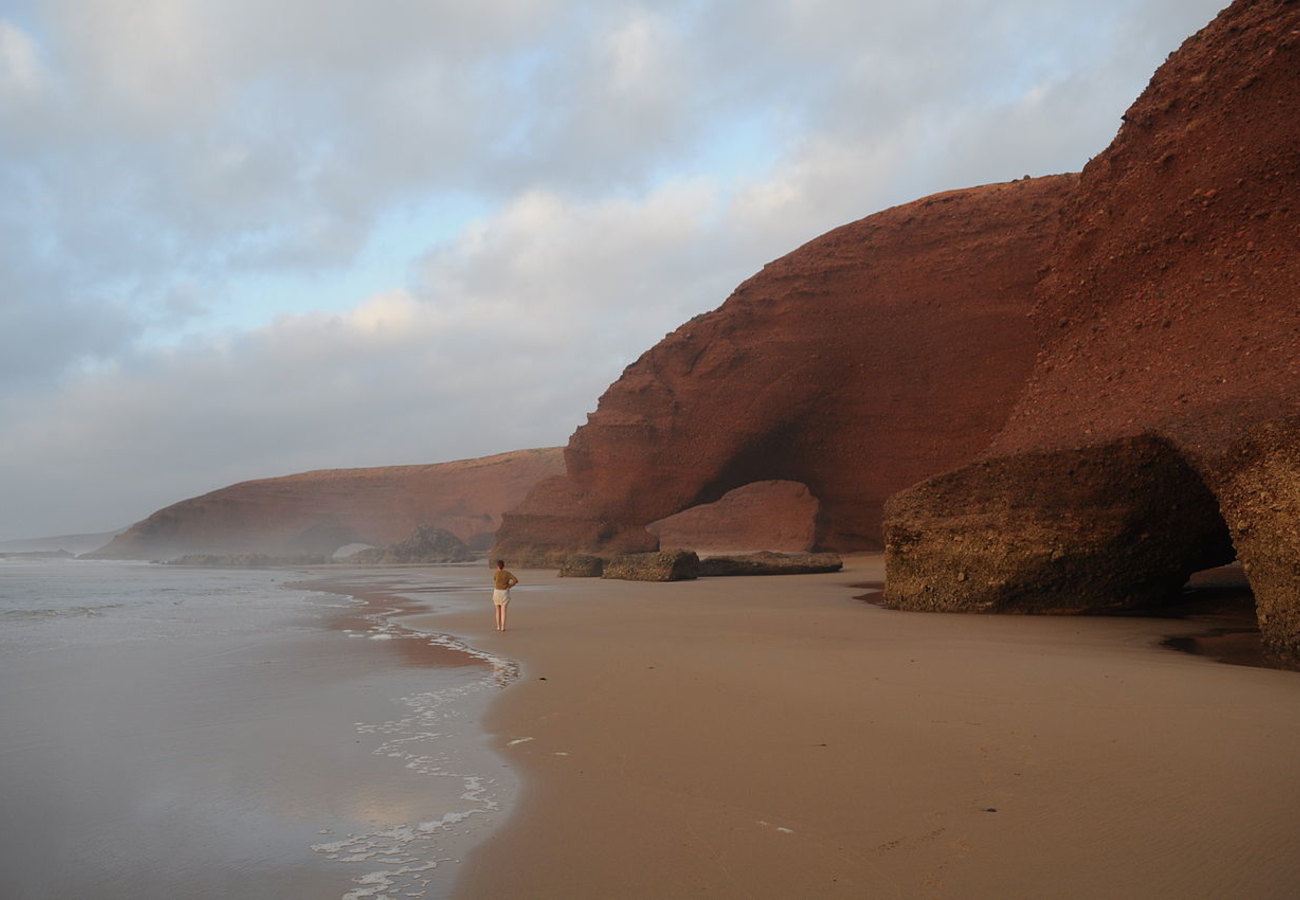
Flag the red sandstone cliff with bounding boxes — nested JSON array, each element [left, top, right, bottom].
[[990, 0, 1300, 458], [495, 175, 1076, 563], [884, 0, 1300, 659], [89, 448, 564, 561]]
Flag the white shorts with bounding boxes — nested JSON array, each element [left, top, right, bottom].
[[492, 589, 511, 607]]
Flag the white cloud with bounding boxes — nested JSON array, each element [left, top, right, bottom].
[[603, 13, 673, 98], [417, 181, 722, 318], [0, 20, 44, 97]]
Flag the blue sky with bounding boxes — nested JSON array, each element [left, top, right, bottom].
[[0, 0, 1227, 541]]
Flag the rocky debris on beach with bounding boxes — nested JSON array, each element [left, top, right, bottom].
[[493, 174, 1074, 563], [85, 448, 562, 562], [697, 551, 844, 577], [602, 550, 700, 582], [564, 550, 842, 579], [559, 554, 607, 577], [343, 524, 474, 564], [883, 0, 1300, 659]]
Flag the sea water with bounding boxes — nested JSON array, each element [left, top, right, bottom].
[[0, 557, 516, 900]]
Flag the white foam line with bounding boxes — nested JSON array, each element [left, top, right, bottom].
[[311, 594, 524, 899]]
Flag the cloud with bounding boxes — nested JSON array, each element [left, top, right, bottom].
[[0, 176, 737, 532], [0, 0, 1231, 539], [0, 20, 44, 98]]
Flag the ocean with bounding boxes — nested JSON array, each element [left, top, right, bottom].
[[0, 557, 517, 900]]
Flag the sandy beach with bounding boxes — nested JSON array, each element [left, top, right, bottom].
[[400, 556, 1300, 900]]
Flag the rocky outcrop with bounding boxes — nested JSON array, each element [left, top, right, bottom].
[[559, 554, 607, 578], [603, 550, 700, 582], [883, 435, 1233, 613], [87, 449, 563, 561], [1211, 416, 1300, 657], [646, 481, 818, 554], [883, 0, 1300, 656], [496, 174, 1076, 565], [697, 551, 843, 578], [344, 524, 474, 564]]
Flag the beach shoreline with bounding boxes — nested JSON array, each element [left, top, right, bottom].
[[0, 560, 521, 900], [385, 555, 1300, 900]]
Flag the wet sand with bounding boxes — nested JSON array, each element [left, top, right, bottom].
[[412, 555, 1300, 900]]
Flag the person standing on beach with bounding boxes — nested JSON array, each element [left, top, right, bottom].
[[492, 560, 519, 632]]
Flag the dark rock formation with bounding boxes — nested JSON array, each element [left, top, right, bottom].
[[1211, 416, 1300, 657], [883, 435, 1233, 613], [646, 481, 818, 554], [883, 0, 1300, 656], [86, 449, 563, 561], [602, 550, 700, 582], [496, 174, 1076, 565], [559, 554, 607, 578], [344, 524, 474, 564], [697, 551, 843, 578]]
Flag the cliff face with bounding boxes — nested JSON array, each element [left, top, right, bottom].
[[884, 0, 1300, 658], [495, 175, 1076, 564], [990, 0, 1300, 457], [88, 448, 564, 561]]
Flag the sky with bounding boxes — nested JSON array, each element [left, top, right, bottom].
[[0, 0, 1228, 542]]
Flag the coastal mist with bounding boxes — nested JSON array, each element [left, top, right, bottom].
[[0, 558, 517, 900]]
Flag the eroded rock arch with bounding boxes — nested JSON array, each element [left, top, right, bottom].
[[494, 175, 1075, 565]]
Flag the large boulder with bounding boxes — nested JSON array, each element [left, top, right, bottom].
[[86, 449, 563, 561], [603, 550, 700, 582], [883, 434, 1233, 613], [496, 174, 1076, 564], [883, 0, 1300, 656], [698, 551, 844, 578], [559, 554, 607, 578]]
